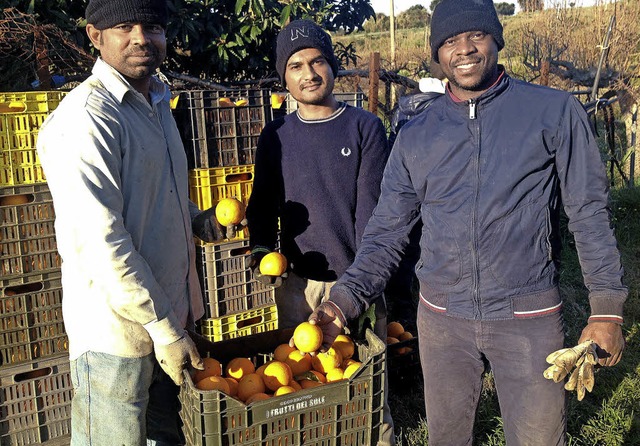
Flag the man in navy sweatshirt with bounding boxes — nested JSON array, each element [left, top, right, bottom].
[[246, 19, 394, 445]]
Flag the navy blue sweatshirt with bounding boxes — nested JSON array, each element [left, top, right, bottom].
[[247, 103, 390, 281]]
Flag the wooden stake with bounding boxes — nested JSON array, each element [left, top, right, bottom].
[[369, 52, 380, 114]]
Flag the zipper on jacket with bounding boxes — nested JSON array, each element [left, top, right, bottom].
[[470, 98, 481, 318]]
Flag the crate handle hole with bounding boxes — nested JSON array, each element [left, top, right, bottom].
[[236, 316, 264, 328], [4, 282, 44, 296], [15, 366, 52, 382], [225, 173, 253, 182], [0, 193, 35, 206]]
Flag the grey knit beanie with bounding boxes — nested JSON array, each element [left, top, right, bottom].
[[429, 0, 504, 63], [86, 0, 168, 30], [275, 19, 339, 87]]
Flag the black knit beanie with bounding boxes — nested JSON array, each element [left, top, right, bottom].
[[86, 0, 168, 30], [275, 19, 339, 87], [429, 0, 504, 63]]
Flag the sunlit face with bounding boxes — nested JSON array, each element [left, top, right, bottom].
[[284, 47, 335, 107], [437, 31, 500, 101], [86, 22, 166, 91]]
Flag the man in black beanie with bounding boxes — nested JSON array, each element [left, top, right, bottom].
[[37, 0, 226, 444], [310, 0, 627, 444], [246, 19, 395, 445]]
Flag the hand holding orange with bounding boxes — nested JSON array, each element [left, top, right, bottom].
[[259, 252, 288, 276]]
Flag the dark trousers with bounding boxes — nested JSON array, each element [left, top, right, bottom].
[[417, 303, 567, 446]]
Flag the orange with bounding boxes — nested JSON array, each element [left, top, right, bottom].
[[0, 194, 29, 206], [274, 343, 296, 362], [192, 357, 223, 383], [288, 380, 302, 391], [299, 379, 324, 389], [343, 361, 362, 379], [341, 358, 358, 369], [237, 373, 266, 402], [297, 370, 326, 383], [292, 321, 323, 353], [245, 392, 271, 404], [259, 252, 288, 276], [225, 357, 255, 380], [256, 361, 270, 377], [274, 385, 296, 396], [332, 334, 355, 360], [398, 331, 414, 341], [325, 368, 345, 382], [225, 377, 239, 397], [262, 361, 293, 392], [195, 375, 231, 393], [285, 350, 312, 376], [215, 198, 245, 226], [386, 336, 400, 345], [387, 321, 405, 338], [311, 347, 343, 374], [218, 97, 235, 107]]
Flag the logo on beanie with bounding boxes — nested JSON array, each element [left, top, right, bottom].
[[290, 26, 310, 41]]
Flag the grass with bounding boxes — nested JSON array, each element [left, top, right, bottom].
[[387, 185, 640, 445]]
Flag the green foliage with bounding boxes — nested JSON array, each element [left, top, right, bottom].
[[429, 0, 443, 13], [495, 2, 515, 16], [333, 41, 359, 68]]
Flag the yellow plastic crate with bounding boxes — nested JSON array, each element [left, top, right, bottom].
[[1, 112, 50, 186], [0, 91, 67, 113], [198, 304, 278, 342], [189, 165, 254, 241]]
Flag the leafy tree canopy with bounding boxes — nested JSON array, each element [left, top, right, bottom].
[[0, 0, 377, 85], [495, 2, 515, 15]]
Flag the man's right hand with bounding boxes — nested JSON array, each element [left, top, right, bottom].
[[308, 301, 346, 351], [155, 333, 204, 386]]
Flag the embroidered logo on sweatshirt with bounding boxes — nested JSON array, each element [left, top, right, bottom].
[[341, 147, 352, 157]]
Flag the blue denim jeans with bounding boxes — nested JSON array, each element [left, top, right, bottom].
[[70, 352, 184, 446], [417, 303, 566, 446]]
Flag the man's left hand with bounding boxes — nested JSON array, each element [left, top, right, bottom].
[[578, 321, 625, 367]]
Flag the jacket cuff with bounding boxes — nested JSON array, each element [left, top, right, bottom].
[[329, 285, 363, 322], [588, 290, 627, 325], [143, 313, 185, 346]]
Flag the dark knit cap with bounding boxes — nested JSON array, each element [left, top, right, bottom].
[[429, 0, 504, 63], [275, 19, 339, 87], [86, 0, 168, 30]]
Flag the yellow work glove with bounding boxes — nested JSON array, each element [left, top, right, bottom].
[[544, 340, 598, 401], [564, 342, 598, 400], [543, 339, 594, 383]]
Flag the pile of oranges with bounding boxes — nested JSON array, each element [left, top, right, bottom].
[[192, 321, 362, 404], [386, 321, 414, 355]]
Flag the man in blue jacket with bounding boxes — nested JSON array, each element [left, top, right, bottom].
[[309, 0, 627, 444]]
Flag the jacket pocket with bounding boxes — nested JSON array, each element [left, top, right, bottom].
[[487, 203, 553, 288], [417, 211, 463, 286]]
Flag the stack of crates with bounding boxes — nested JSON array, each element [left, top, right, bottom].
[[0, 91, 72, 446], [172, 89, 278, 342]]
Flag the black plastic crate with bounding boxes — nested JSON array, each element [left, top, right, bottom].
[[173, 90, 272, 169]]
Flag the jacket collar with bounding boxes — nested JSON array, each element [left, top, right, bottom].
[[446, 65, 509, 106]]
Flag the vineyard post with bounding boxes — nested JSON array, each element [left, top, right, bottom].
[[369, 52, 380, 114]]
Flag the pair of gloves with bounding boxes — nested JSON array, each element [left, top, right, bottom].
[[192, 207, 247, 242], [247, 247, 289, 287], [543, 340, 599, 401]]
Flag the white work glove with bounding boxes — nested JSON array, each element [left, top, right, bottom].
[[155, 332, 204, 385]]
